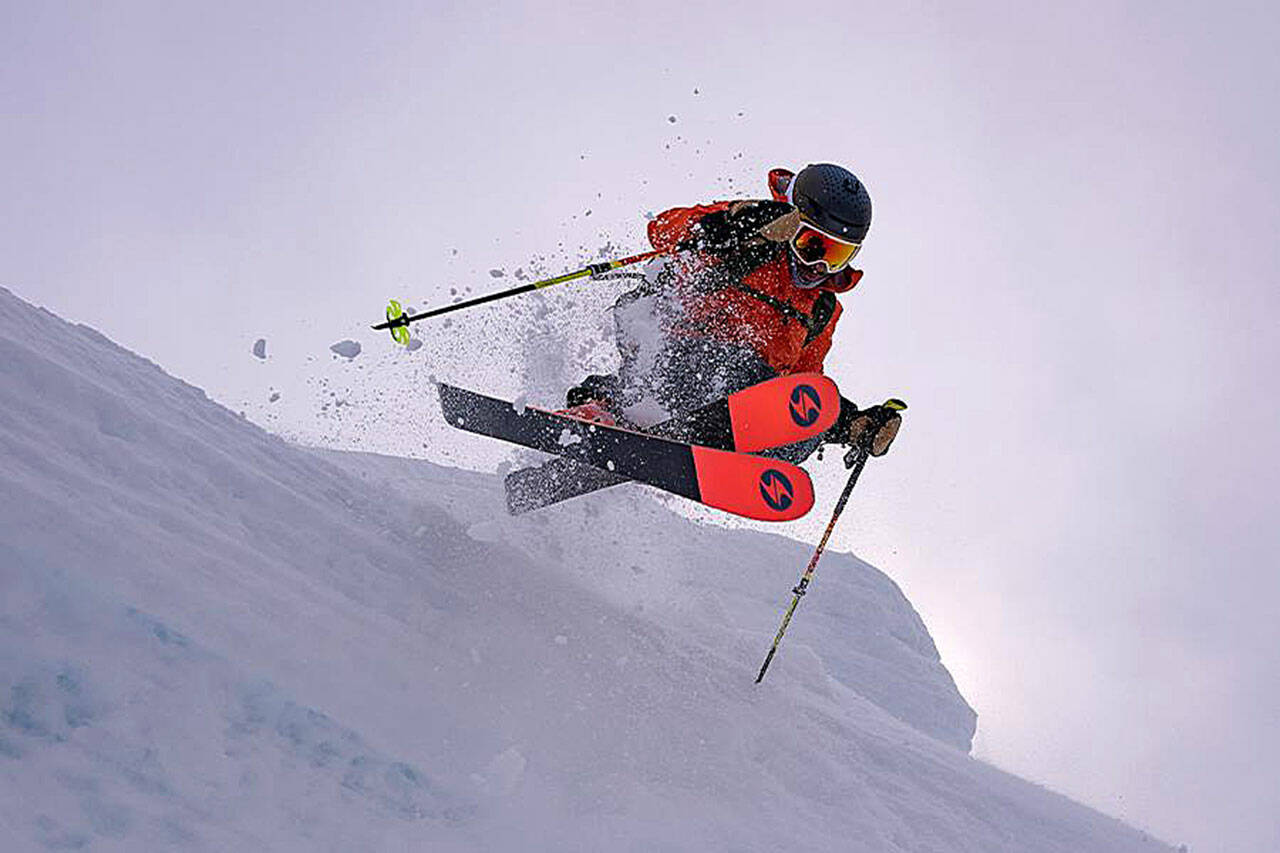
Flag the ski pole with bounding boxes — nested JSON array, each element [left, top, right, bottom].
[[373, 248, 667, 344], [754, 398, 906, 684]]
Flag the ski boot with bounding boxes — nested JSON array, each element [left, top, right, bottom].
[[560, 374, 623, 427]]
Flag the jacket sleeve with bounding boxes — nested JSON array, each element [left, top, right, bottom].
[[646, 202, 733, 252], [790, 299, 842, 374]]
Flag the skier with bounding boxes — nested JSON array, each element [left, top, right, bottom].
[[565, 162, 901, 458]]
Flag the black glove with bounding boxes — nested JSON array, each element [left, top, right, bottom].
[[686, 200, 799, 257]]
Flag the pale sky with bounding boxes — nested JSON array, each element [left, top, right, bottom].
[[4, 3, 1279, 851]]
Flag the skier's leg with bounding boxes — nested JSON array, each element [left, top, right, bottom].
[[642, 336, 779, 441], [565, 258, 673, 413], [762, 433, 825, 464], [665, 338, 821, 463]]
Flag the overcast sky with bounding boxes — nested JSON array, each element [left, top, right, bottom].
[[3, 3, 1278, 851]]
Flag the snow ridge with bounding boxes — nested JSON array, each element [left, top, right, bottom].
[[0, 287, 1171, 851]]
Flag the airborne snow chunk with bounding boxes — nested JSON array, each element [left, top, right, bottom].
[[329, 339, 362, 359]]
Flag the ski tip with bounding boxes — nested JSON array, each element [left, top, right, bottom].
[[729, 373, 841, 453], [691, 447, 814, 522]]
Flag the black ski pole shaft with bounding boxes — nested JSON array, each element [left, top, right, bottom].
[[373, 248, 665, 334], [754, 397, 906, 683], [755, 446, 869, 684]]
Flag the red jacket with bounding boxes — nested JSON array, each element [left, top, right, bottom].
[[646, 201, 859, 375]]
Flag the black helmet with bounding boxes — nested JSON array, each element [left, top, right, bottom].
[[790, 163, 872, 243]]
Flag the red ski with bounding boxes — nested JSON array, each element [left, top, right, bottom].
[[438, 381, 824, 522], [504, 374, 840, 515]]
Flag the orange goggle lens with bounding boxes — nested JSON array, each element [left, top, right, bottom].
[[790, 223, 860, 272]]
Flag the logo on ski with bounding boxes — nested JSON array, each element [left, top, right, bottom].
[[788, 384, 823, 428], [758, 469, 795, 512]]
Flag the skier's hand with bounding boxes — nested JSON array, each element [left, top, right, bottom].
[[690, 200, 799, 256], [830, 397, 904, 458]]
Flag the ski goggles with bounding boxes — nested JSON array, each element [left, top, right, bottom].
[[789, 220, 861, 273]]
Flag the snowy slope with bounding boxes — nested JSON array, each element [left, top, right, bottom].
[[0, 286, 1172, 851]]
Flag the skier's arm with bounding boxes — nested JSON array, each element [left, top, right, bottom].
[[647, 203, 733, 252], [790, 298, 841, 374], [648, 200, 797, 255], [792, 330, 833, 374], [692, 201, 798, 255]]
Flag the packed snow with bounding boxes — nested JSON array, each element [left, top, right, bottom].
[[0, 287, 1173, 851]]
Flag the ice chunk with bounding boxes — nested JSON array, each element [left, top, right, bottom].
[[329, 340, 362, 359]]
